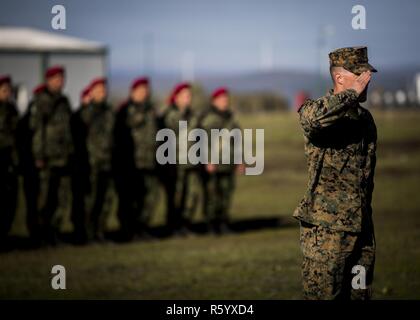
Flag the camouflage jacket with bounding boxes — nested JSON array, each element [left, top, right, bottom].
[[114, 100, 157, 171], [29, 89, 73, 168], [0, 101, 19, 168], [200, 106, 241, 173], [161, 104, 198, 169], [293, 89, 377, 233], [80, 101, 114, 172]]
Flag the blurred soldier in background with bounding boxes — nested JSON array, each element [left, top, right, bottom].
[[17, 83, 46, 245], [160, 82, 201, 236], [80, 78, 114, 242], [294, 46, 377, 300], [114, 77, 158, 241], [24, 66, 73, 245], [70, 85, 91, 244], [200, 88, 243, 235], [0, 75, 19, 243]]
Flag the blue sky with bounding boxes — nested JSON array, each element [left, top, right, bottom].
[[1, 0, 420, 74]]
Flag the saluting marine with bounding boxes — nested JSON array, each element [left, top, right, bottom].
[[294, 46, 377, 300]]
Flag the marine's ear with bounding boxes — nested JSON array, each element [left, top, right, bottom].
[[330, 66, 344, 87], [334, 71, 345, 86]]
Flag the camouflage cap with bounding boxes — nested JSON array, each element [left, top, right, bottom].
[[329, 46, 377, 75]]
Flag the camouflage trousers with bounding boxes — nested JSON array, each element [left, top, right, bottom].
[[85, 170, 113, 241], [117, 169, 159, 237], [174, 168, 201, 222], [71, 166, 90, 243], [162, 166, 202, 232], [24, 167, 68, 243], [203, 172, 235, 225], [300, 220, 375, 300]]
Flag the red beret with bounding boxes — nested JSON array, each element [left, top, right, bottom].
[[211, 87, 229, 100], [45, 65, 65, 79], [80, 85, 91, 99], [89, 77, 107, 89], [131, 77, 149, 90], [169, 82, 191, 105], [0, 75, 12, 86], [32, 83, 46, 95]]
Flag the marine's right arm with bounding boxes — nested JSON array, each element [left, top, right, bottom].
[[298, 89, 359, 139]]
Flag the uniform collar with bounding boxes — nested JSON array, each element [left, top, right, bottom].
[[129, 99, 150, 110], [210, 105, 232, 119]]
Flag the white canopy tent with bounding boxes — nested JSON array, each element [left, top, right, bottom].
[[0, 27, 108, 113]]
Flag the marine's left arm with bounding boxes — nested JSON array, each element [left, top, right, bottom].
[[364, 111, 378, 208]]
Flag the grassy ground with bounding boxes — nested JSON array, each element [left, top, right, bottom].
[[1, 110, 420, 299]]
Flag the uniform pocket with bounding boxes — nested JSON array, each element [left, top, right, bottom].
[[311, 164, 362, 230], [300, 222, 318, 260]]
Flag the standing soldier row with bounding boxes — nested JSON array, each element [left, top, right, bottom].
[[0, 68, 242, 247]]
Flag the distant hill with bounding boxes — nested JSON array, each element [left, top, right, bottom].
[[110, 65, 420, 105]]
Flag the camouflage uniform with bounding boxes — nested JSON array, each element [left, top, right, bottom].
[[294, 47, 377, 300], [160, 105, 201, 234], [80, 101, 114, 241], [0, 100, 19, 239], [114, 100, 158, 239], [200, 106, 240, 233], [26, 88, 73, 243]]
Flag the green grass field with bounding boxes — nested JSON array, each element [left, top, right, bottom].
[[1, 110, 420, 299]]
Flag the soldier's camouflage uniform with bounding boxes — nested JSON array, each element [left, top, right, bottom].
[[0, 99, 19, 239], [26, 88, 73, 243], [160, 105, 201, 234], [294, 46, 377, 300], [114, 99, 158, 239], [80, 100, 114, 241], [200, 106, 240, 233]]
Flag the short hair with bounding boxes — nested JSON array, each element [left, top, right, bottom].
[[329, 66, 342, 83]]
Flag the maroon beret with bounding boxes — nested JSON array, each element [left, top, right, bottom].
[[80, 85, 91, 99], [32, 83, 46, 95], [0, 75, 12, 86], [169, 82, 191, 104], [89, 77, 107, 89], [211, 87, 229, 100], [45, 65, 65, 79], [131, 77, 149, 90]]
